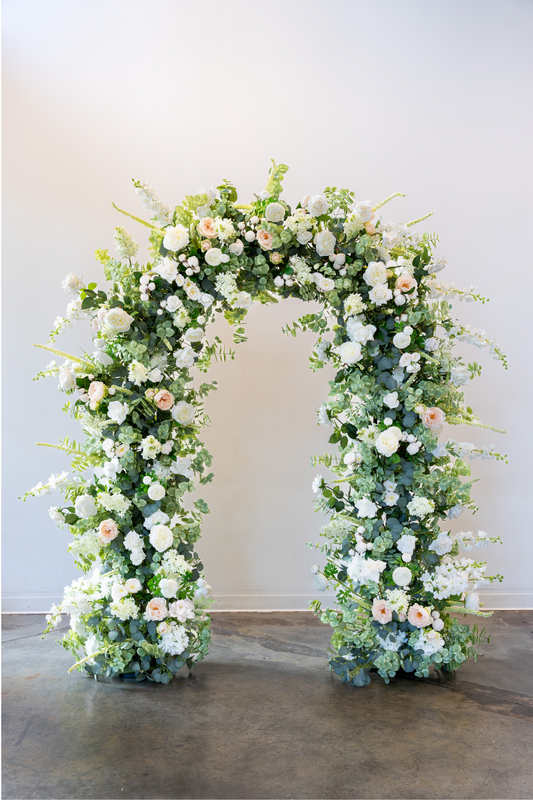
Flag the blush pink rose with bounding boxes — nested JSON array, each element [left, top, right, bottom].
[[154, 389, 174, 411], [396, 274, 418, 293], [421, 407, 446, 431], [144, 597, 168, 621], [257, 230, 274, 250], [88, 381, 105, 405], [408, 604, 432, 628], [372, 598, 393, 624], [198, 217, 216, 238], [98, 518, 119, 544], [365, 221, 376, 235]]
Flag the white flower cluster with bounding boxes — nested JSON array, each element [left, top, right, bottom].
[[110, 597, 140, 621], [421, 559, 487, 600], [134, 181, 173, 225], [284, 208, 314, 244], [344, 293, 367, 316], [128, 361, 149, 385], [214, 272, 239, 303], [289, 255, 313, 285], [407, 496, 435, 518], [416, 629, 445, 655], [447, 440, 499, 461], [96, 492, 132, 517], [214, 218, 236, 241], [114, 227, 139, 260], [141, 435, 162, 460], [158, 548, 190, 579], [158, 620, 190, 656]]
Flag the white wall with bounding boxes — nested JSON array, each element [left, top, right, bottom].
[[3, 0, 533, 611]]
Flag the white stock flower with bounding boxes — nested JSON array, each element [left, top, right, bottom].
[[307, 194, 329, 217], [163, 225, 190, 252]]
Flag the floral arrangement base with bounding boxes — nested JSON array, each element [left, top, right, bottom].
[[27, 161, 505, 687]]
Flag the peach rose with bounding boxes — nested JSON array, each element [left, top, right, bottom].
[[408, 604, 432, 628], [144, 597, 168, 622], [198, 217, 216, 238], [421, 406, 446, 431], [372, 598, 392, 624], [396, 274, 418, 293], [88, 381, 105, 406], [154, 389, 174, 411], [257, 230, 274, 250], [145, 388, 157, 400], [364, 221, 376, 235], [98, 518, 119, 544]]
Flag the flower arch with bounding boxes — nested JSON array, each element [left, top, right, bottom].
[[26, 162, 506, 685]]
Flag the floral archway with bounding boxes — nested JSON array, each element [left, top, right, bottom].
[[26, 162, 506, 685]]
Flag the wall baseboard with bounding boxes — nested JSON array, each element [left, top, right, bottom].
[[3, 590, 533, 613]]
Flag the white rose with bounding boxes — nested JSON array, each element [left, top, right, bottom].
[[338, 341, 362, 365], [148, 483, 166, 501], [429, 533, 453, 555], [396, 534, 416, 555], [147, 368, 163, 382], [183, 278, 201, 301], [130, 548, 145, 565], [125, 578, 142, 593], [393, 331, 411, 349], [355, 497, 378, 518], [346, 318, 376, 345], [156, 260, 178, 283], [163, 225, 190, 252], [174, 347, 195, 368], [149, 524, 174, 552], [465, 592, 480, 611], [450, 364, 470, 387], [205, 248, 223, 267], [62, 272, 84, 293], [314, 230, 336, 257], [199, 292, 215, 308], [74, 494, 97, 519], [172, 401, 196, 425], [392, 566, 412, 586], [104, 308, 134, 333], [159, 578, 179, 598], [111, 582, 128, 601], [359, 557, 387, 585], [265, 202, 285, 223], [375, 427, 402, 457], [369, 284, 393, 306], [307, 194, 329, 217], [229, 240, 244, 255], [296, 230, 313, 245], [48, 506, 65, 523], [424, 337, 440, 352], [383, 391, 399, 409], [165, 296, 182, 314], [186, 327, 204, 343], [93, 351, 114, 366], [235, 291, 252, 310], [107, 401, 129, 425], [316, 276, 335, 292], [124, 531, 143, 550], [58, 366, 76, 391], [363, 262, 387, 287]]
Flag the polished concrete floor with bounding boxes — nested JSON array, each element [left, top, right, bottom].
[[2, 611, 533, 800]]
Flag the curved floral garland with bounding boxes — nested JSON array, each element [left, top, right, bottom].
[[25, 162, 506, 685]]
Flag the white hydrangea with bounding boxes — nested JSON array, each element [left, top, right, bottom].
[[110, 597, 140, 621], [141, 436, 162, 460], [68, 530, 101, 559], [214, 218, 235, 241], [114, 227, 139, 260], [289, 255, 313, 285], [344, 293, 367, 316], [128, 361, 149, 385], [159, 549, 190, 579], [385, 588, 410, 615], [173, 308, 191, 329], [285, 208, 313, 235], [214, 272, 239, 303], [378, 630, 408, 652], [97, 493, 132, 517], [407, 496, 435, 518], [158, 620, 190, 656]]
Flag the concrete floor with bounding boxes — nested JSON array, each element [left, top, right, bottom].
[[2, 612, 533, 800]]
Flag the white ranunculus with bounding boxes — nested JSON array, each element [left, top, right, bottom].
[[186, 327, 204, 343], [307, 194, 329, 217], [363, 262, 387, 287], [74, 494, 97, 519], [229, 239, 244, 256], [297, 230, 313, 245], [148, 483, 166, 501], [59, 366, 76, 391], [107, 401, 129, 425], [392, 566, 412, 586], [205, 247, 223, 267], [265, 202, 285, 223], [338, 341, 362, 364], [355, 497, 378, 518], [156, 260, 178, 283], [104, 308, 134, 333], [172, 401, 196, 425], [48, 506, 65, 523], [149, 524, 174, 552], [163, 225, 190, 252], [159, 578, 179, 598], [199, 292, 215, 308], [314, 230, 336, 257], [393, 331, 411, 349], [62, 272, 84, 293], [375, 427, 402, 457], [383, 391, 399, 409], [369, 284, 393, 306]]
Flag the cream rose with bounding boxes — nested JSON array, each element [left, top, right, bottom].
[[307, 194, 329, 217], [265, 202, 285, 223], [88, 381, 106, 405], [392, 566, 412, 586], [257, 230, 274, 250], [163, 225, 190, 252], [148, 482, 166, 501], [198, 217, 217, 238], [98, 518, 119, 544], [183, 278, 201, 301], [392, 331, 411, 349], [159, 578, 179, 598], [172, 401, 196, 425], [144, 597, 168, 621], [156, 260, 178, 282], [421, 407, 446, 431], [104, 308, 134, 333], [149, 524, 174, 552], [363, 262, 387, 287], [314, 230, 336, 257], [205, 247, 223, 266], [375, 427, 402, 457], [154, 390, 174, 411], [229, 239, 244, 255], [408, 604, 432, 628], [74, 494, 97, 519], [62, 272, 84, 293], [372, 598, 393, 624], [338, 341, 362, 364], [369, 284, 393, 306]]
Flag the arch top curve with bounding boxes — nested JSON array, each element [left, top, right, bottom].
[[31, 161, 506, 685]]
